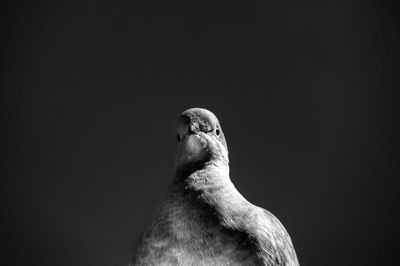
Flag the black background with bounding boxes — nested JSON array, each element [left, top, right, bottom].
[[2, 1, 399, 266]]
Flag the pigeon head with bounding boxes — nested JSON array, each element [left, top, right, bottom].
[[175, 108, 229, 171]]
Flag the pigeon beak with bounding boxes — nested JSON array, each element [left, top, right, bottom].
[[176, 123, 207, 163], [177, 120, 201, 144], [188, 122, 200, 134], [181, 122, 199, 142]]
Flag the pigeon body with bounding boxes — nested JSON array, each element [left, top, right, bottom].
[[131, 108, 299, 266]]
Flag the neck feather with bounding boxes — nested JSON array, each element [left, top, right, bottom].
[[172, 158, 229, 191], [169, 159, 252, 234]]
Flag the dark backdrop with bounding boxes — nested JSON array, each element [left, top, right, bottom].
[[1, 1, 399, 266]]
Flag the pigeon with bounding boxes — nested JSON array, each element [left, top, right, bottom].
[[131, 108, 299, 266]]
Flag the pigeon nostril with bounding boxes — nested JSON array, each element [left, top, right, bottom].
[[177, 134, 181, 142], [188, 124, 197, 134]]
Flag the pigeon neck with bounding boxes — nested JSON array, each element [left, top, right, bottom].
[[171, 158, 230, 192], [170, 159, 250, 230]]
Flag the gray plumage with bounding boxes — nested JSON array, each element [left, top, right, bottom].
[[131, 108, 299, 266]]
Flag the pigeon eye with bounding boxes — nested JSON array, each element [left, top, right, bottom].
[[177, 134, 181, 142], [216, 129, 220, 136]]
